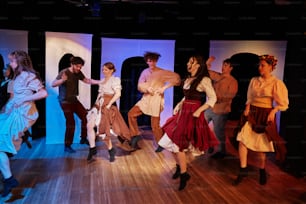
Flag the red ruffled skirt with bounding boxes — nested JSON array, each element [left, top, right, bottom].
[[162, 99, 219, 152]]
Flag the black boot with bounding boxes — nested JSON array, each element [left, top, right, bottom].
[[108, 147, 116, 162], [232, 167, 248, 186], [22, 130, 32, 149], [87, 147, 97, 161], [117, 136, 125, 144], [130, 136, 141, 149], [172, 164, 181, 179], [178, 172, 191, 191], [259, 168, 267, 185], [2, 176, 19, 197], [155, 145, 164, 153]]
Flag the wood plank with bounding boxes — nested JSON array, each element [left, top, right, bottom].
[[0, 126, 305, 204]]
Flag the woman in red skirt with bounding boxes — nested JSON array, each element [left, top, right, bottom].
[[158, 55, 219, 190]]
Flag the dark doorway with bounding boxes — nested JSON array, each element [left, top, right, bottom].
[[120, 56, 150, 127], [228, 52, 259, 120]]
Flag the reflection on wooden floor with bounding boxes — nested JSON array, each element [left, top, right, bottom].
[[1, 124, 306, 204]]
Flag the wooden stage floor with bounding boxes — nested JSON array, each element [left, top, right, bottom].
[[1, 125, 305, 204]]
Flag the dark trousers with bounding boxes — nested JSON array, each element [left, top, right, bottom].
[[60, 100, 87, 146]]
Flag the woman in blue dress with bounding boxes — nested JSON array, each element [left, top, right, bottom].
[[0, 50, 48, 197]]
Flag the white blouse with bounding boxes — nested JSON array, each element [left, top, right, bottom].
[[246, 75, 289, 111], [98, 76, 121, 95]]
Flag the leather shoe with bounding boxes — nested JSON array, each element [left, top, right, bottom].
[[155, 145, 164, 153], [80, 138, 89, 145], [64, 146, 76, 153], [116, 140, 136, 152], [211, 151, 226, 159]]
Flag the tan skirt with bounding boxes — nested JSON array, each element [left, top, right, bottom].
[[98, 94, 131, 141]]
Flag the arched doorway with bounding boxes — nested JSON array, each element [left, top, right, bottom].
[[229, 52, 259, 120], [120, 56, 150, 126]]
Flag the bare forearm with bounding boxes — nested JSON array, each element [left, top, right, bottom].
[[51, 79, 65, 87], [25, 89, 48, 102], [83, 78, 101, 85]]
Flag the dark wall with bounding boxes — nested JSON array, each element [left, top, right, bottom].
[[2, 0, 305, 177]]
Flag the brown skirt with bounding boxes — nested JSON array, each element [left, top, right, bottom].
[[98, 94, 131, 141], [237, 105, 287, 162]]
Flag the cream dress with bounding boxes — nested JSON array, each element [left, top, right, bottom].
[[0, 71, 44, 154], [237, 75, 289, 152]]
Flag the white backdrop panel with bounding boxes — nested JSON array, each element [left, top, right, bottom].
[[101, 37, 176, 126], [45, 32, 93, 144]]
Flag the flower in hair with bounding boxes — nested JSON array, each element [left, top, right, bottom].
[[259, 54, 278, 70]]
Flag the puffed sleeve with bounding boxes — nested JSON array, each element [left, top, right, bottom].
[[246, 77, 256, 105], [27, 73, 44, 92], [273, 79, 289, 111], [111, 77, 122, 92], [197, 77, 217, 107]]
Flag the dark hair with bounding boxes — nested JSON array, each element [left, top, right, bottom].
[[59, 53, 74, 71], [70, 56, 85, 66], [4, 64, 14, 80], [144, 51, 161, 61], [0, 54, 4, 80], [103, 62, 116, 72], [188, 55, 210, 91], [223, 58, 233, 67]]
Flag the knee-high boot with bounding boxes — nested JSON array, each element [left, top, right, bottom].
[[178, 172, 191, 191], [232, 167, 248, 186], [87, 147, 97, 161], [259, 168, 267, 185], [108, 147, 116, 162]]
